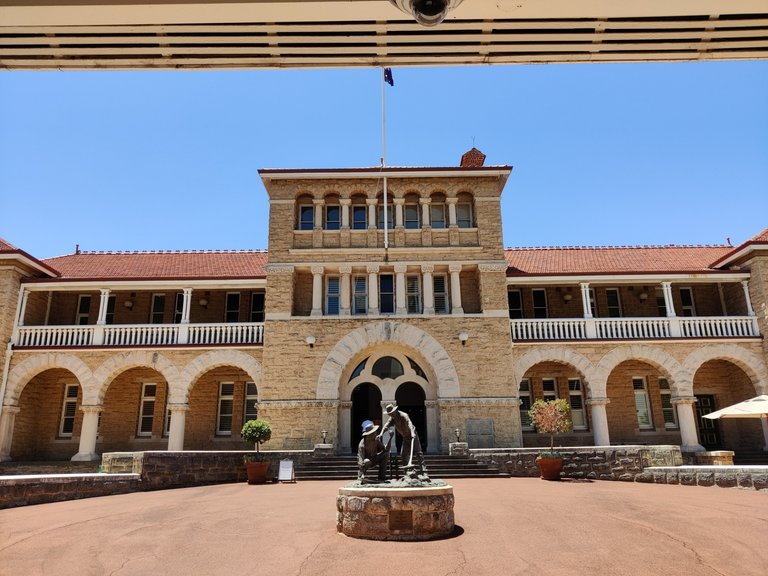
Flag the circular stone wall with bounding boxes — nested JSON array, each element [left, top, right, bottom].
[[336, 484, 454, 541]]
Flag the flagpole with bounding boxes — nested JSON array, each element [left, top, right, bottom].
[[381, 67, 389, 250]]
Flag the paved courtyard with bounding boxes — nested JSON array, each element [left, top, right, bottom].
[[0, 477, 766, 576]]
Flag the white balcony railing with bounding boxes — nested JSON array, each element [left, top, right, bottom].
[[511, 316, 760, 341], [14, 322, 265, 348]]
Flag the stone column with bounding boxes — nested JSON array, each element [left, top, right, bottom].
[[446, 198, 458, 227], [425, 400, 439, 454], [587, 398, 610, 446], [367, 264, 380, 315], [71, 405, 102, 462], [449, 264, 463, 314], [366, 199, 378, 230], [340, 401, 353, 454], [340, 198, 351, 229], [393, 198, 405, 228], [167, 404, 189, 451], [313, 198, 324, 229], [672, 397, 705, 452], [394, 264, 407, 315], [422, 264, 435, 315], [340, 265, 352, 316], [311, 266, 324, 316], [419, 197, 431, 227], [0, 405, 21, 462]]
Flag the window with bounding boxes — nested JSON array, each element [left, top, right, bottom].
[[164, 406, 172, 437], [519, 379, 533, 430], [508, 289, 522, 319], [138, 383, 157, 437], [326, 276, 340, 315], [173, 292, 184, 324], [250, 292, 265, 322], [377, 204, 393, 229], [76, 295, 91, 325], [372, 356, 404, 379], [659, 378, 677, 429], [589, 288, 598, 317], [404, 203, 420, 229], [633, 377, 653, 429], [606, 288, 622, 318], [59, 384, 79, 437], [350, 358, 368, 379], [656, 287, 667, 316], [297, 204, 314, 230], [217, 382, 235, 435], [105, 295, 116, 325], [569, 379, 586, 430], [680, 288, 696, 317], [542, 378, 557, 401], [244, 382, 259, 422], [325, 204, 341, 230], [379, 274, 395, 314], [532, 289, 548, 319], [225, 293, 241, 323], [150, 294, 165, 324], [456, 202, 473, 228], [352, 205, 367, 230], [433, 274, 449, 314], [406, 275, 422, 314], [352, 275, 367, 315], [430, 203, 446, 229]]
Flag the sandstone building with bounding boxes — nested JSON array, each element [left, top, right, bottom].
[[1, 149, 767, 462]]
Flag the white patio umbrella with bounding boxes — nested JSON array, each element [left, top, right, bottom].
[[703, 395, 768, 419]]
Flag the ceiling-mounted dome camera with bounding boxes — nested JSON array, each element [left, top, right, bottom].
[[389, 0, 465, 27]]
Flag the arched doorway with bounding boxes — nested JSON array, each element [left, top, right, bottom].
[[395, 382, 427, 452], [350, 383, 382, 453]]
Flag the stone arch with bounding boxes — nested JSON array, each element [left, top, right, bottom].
[[92, 351, 181, 405], [683, 344, 768, 396], [5, 353, 96, 404], [513, 347, 597, 394], [317, 321, 459, 400], [178, 349, 263, 404], [594, 345, 688, 397]]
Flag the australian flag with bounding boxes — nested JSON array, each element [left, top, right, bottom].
[[384, 67, 394, 86]]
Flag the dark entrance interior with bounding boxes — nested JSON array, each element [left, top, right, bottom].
[[695, 394, 722, 449], [350, 383, 382, 453], [394, 382, 427, 452]]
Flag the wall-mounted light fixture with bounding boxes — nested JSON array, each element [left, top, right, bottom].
[[563, 293, 573, 303], [124, 299, 133, 309], [306, 335, 316, 348], [458, 331, 469, 346], [199, 291, 210, 309], [639, 291, 649, 302]]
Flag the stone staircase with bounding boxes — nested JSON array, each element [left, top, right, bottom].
[[293, 454, 506, 481], [733, 450, 768, 465]]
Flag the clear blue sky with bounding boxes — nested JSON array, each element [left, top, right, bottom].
[[1, 61, 766, 259]]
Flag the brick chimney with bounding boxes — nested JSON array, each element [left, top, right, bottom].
[[460, 147, 486, 167]]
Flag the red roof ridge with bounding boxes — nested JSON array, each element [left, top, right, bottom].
[[505, 244, 729, 251], [68, 248, 269, 255]]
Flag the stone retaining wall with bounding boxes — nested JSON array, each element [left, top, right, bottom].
[[643, 466, 768, 490], [0, 473, 140, 509]]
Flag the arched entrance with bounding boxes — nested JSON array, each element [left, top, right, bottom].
[[395, 382, 427, 452], [350, 383, 383, 452]]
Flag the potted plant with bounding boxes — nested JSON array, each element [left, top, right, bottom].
[[241, 419, 272, 484], [528, 398, 572, 481]]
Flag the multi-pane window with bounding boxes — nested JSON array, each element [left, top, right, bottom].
[[406, 275, 422, 314], [377, 204, 393, 229], [59, 384, 79, 437], [404, 204, 420, 229], [519, 379, 533, 430], [352, 205, 367, 230], [164, 404, 172, 437], [326, 276, 340, 316], [456, 202, 473, 228], [508, 289, 523, 319], [532, 289, 548, 319], [217, 382, 235, 435], [298, 205, 314, 230], [632, 377, 653, 429], [659, 378, 677, 429], [225, 293, 240, 323], [606, 288, 622, 317], [433, 274, 449, 314], [105, 295, 116, 325], [174, 292, 184, 324], [680, 288, 696, 317], [542, 378, 557, 401], [589, 288, 598, 317], [325, 204, 341, 230], [379, 274, 395, 314], [430, 203, 447, 229], [656, 287, 667, 316], [150, 294, 165, 324], [138, 383, 157, 437], [244, 382, 259, 422], [569, 379, 586, 430], [352, 275, 367, 315], [76, 295, 91, 325], [250, 292, 265, 322]]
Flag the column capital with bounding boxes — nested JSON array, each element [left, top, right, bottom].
[[2, 405, 21, 415], [339, 198, 351, 206], [392, 197, 405, 205], [366, 198, 378, 206], [671, 396, 697, 406], [266, 264, 295, 274], [419, 197, 431, 205], [445, 197, 458, 205], [311, 265, 325, 275], [448, 264, 463, 273], [587, 397, 610, 406], [393, 263, 408, 274], [339, 264, 352, 275], [79, 405, 104, 414], [367, 264, 380, 274], [421, 264, 435, 274], [477, 262, 506, 272], [341, 401, 353, 409], [312, 198, 325, 205], [99, 288, 111, 296], [167, 403, 190, 412]]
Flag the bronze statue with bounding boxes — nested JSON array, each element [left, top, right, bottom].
[[379, 403, 429, 481], [357, 421, 390, 482]]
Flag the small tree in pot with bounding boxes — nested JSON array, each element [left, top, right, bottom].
[[528, 398, 571, 481], [241, 419, 272, 484]]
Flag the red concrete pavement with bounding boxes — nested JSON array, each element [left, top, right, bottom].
[[1, 478, 766, 576]]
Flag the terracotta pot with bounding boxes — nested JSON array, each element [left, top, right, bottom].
[[536, 456, 563, 481], [245, 460, 270, 484]]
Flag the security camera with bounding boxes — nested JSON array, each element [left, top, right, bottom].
[[389, 0, 465, 27]]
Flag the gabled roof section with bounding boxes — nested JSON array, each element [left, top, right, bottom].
[[0, 237, 61, 277], [505, 245, 732, 276], [710, 227, 768, 269], [40, 250, 268, 281]]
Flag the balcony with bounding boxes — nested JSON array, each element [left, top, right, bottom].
[[13, 322, 265, 348], [511, 316, 760, 342]]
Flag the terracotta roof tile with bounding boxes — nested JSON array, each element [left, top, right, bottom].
[[42, 251, 268, 280], [504, 245, 732, 276], [0, 238, 20, 251], [748, 227, 768, 243]]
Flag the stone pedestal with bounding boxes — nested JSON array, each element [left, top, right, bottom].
[[313, 443, 334, 457], [337, 484, 454, 541], [449, 442, 469, 456]]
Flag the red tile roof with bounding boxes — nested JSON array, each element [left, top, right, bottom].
[[504, 245, 732, 276], [0, 238, 19, 251], [41, 251, 268, 280], [748, 227, 768, 243]]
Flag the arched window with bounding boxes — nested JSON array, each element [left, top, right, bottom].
[[404, 192, 420, 229], [351, 194, 367, 230], [324, 194, 341, 230], [371, 356, 404, 379], [456, 191, 475, 228], [430, 192, 447, 229], [296, 194, 314, 230]]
